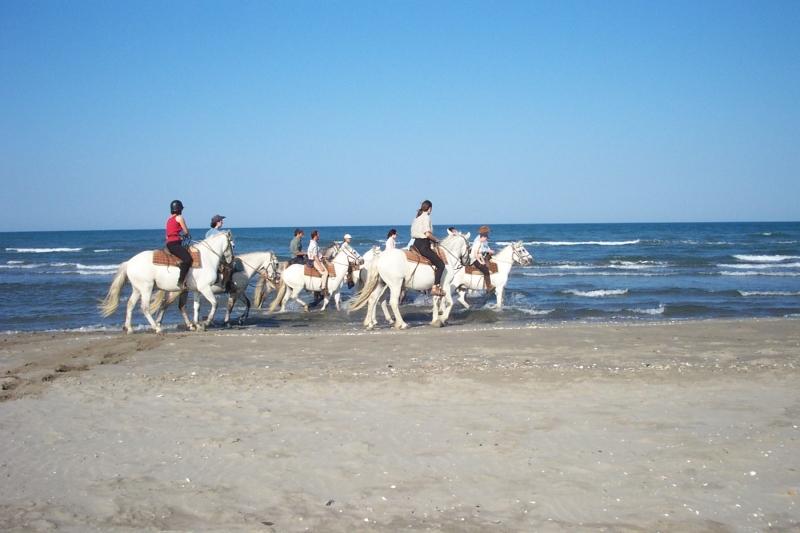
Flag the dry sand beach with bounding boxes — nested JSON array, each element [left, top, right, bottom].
[[1, 318, 799, 532]]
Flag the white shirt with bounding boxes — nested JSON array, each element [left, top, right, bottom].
[[411, 212, 433, 240], [307, 239, 320, 261], [473, 235, 490, 260], [385, 236, 396, 250]]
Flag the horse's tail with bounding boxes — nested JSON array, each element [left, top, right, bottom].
[[149, 290, 167, 314], [253, 276, 266, 308], [99, 262, 128, 317], [349, 260, 380, 312], [267, 279, 287, 313]]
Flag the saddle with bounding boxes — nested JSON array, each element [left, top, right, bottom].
[[404, 247, 446, 266], [152, 247, 202, 268], [465, 260, 498, 275], [304, 263, 336, 278]]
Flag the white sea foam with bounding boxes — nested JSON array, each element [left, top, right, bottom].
[[517, 308, 553, 316], [528, 240, 641, 247], [718, 262, 800, 270], [75, 263, 120, 271], [630, 304, 665, 315], [7, 260, 24, 264], [522, 271, 661, 278], [720, 271, 800, 277], [6, 247, 83, 253], [733, 254, 800, 262], [0, 262, 42, 269], [93, 249, 119, 253], [738, 290, 800, 297], [564, 289, 629, 298], [608, 261, 666, 270]]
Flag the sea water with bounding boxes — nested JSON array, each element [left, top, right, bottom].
[[1, 222, 799, 333]]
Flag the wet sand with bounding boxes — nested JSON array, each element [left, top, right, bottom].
[[1, 318, 799, 532]]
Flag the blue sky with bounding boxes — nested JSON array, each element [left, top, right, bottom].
[[1, 0, 798, 231]]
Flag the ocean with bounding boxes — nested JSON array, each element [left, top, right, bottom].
[[1, 222, 799, 333]]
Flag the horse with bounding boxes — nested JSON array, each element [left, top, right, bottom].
[[349, 231, 472, 330], [99, 231, 234, 333], [150, 250, 280, 328], [449, 241, 533, 308], [268, 243, 362, 312]]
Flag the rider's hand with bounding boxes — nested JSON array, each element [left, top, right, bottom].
[[185, 234, 192, 241]]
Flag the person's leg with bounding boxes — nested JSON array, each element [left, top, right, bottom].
[[418, 239, 445, 294], [167, 242, 192, 287], [474, 260, 493, 291]]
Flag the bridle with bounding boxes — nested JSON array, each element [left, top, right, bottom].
[[193, 231, 235, 270], [440, 233, 471, 270]]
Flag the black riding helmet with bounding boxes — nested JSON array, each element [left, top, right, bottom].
[[170, 200, 184, 214]]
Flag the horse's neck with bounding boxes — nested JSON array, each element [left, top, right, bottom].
[[200, 235, 228, 266], [492, 245, 515, 274], [441, 239, 467, 267], [238, 252, 268, 276]]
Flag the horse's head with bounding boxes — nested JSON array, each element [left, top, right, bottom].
[[323, 242, 339, 260], [339, 243, 363, 266], [222, 230, 235, 264], [512, 241, 533, 266], [441, 231, 472, 267], [264, 251, 281, 281]]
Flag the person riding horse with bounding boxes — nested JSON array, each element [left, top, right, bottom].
[[411, 200, 445, 296], [206, 214, 233, 292], [471, 225, 495, 293], [165, 200, 192, 290]]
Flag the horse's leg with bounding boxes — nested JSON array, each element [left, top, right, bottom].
[[291, 286, 308, 312], [192, 292, 202, 329], [494, 284, 505, 308], [198, 286, 218, 330], [333, 291, 341, 311], [456, 287, 470, 309], [124, 286, 139, 334], [224, 291, 235, 327], [387, 281, 408, 329], [430, 295, 443, 327], [238, 293, 251, 325], [138, 285, 163, 334], [177, 291, 193, 330]]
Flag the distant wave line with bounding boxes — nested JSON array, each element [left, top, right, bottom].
[[6, 247, 83, 253]]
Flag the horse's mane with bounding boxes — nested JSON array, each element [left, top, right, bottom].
[[440, 232, 463, 249], [322, 242, 339, 259]]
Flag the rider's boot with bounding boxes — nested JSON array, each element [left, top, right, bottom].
[[320, 272, 329, 296], [484, 274, 495, 293], [430, 284, 444, 297]]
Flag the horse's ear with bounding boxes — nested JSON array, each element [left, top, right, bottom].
[[465, 232, 471, 239]]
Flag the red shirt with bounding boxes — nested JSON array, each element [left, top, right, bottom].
[[166, 215, 183, 243]]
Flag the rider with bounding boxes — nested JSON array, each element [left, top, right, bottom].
[[289, 228, 307, 265], [411, 200, 445, 296], [385, 229, 397, 250], [206, 214, 233, 292], [166, 200, 192, 290], [205, 214, 225, 239], [472, 225, 495, 293], [307, 229, 329, 296]]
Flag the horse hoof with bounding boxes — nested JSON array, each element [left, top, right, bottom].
[[155, 327, 164, 334], [397, 323, 409, 330], [431, 320, 442, 328]]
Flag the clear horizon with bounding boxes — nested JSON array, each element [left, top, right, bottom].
[[2, 1, 798, 232]]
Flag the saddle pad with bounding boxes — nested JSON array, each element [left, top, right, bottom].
[[403, 248, 446, 266], [465, 261, 499, 275], [152, 247, 202, 268], [304, 263, 337, 278]]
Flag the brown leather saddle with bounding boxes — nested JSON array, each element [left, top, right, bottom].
[[465, 260, 499, 275], [304, 263, 337, 278], [152, 247, 202, 268], [404, 247, 447, 266]]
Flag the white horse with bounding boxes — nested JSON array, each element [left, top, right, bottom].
[[151, 250, 280, 328], [349, 232, 472, 329], [450, 241, 533, 308], [268, 243, 362, 312], [99, 231, 234, 333]]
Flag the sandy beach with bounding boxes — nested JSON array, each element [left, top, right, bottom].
[[1, 318, 798, 532]]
